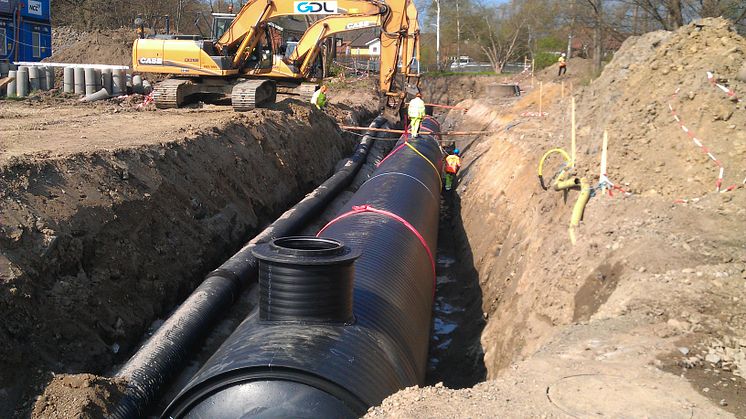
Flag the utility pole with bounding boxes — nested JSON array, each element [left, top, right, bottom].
[[436, 0, 441, 71], [567, 0, 575, 58], [456, 0, 461, 72]]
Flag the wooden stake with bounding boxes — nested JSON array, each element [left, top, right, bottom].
[[539, 81, 543, 117], [601, 130, 609, 196], [571, 96, 577, 167]]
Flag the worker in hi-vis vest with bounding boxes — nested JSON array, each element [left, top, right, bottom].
[[444, 149, 462, 191], [311, 85, 328, 110], [558, 53, 567, 76], [408, 92, 426, 138]]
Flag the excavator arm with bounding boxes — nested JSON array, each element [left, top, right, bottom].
[[288, 16, 384, 74], [285, 0, 419, 118], [217, 0, 386, 69]]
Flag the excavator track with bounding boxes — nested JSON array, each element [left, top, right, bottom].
[[232, 80, 277, 112], [297, 83, 318, 102], [152, 79, 195, 109]]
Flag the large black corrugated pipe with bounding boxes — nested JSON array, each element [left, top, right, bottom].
[[110, 117, 387, 419], [162, 117, 444, 418]]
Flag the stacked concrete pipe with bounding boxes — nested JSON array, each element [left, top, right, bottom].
[[16, 66, 29, 97]]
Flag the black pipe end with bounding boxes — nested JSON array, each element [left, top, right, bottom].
[[252, 237, 361, 324]]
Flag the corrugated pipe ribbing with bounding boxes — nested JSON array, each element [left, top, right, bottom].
[[162, 117, 444, 418], [110, 117, 388, 419]]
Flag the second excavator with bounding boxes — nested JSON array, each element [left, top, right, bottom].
[[132, 0, 420, 116]]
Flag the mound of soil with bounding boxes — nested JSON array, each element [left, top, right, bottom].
[[369, 17, 746, 418], [46, 28, 135, 66], [0, 86, 378, 416], [574, 18, 745, 198], [31, 374, 124, 419]]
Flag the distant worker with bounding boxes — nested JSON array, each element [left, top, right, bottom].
[[311, 85, 328, 110], [135, 16, 145, 39], [558, 53, 567, 76], [408, 92, 426, 138], [444, 149, 462, 191]]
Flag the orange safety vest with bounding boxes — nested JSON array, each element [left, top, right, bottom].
[[445, 155, 461, 174]]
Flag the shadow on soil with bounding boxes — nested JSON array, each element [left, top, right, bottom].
[[426, 190, 487, 388]]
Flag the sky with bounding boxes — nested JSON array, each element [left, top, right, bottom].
[[414, 0, 510, 28]]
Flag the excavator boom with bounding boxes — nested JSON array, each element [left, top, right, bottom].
[[132, 0, 420, 114]]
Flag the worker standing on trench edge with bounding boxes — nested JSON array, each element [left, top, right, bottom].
[[558, 53, 567, 77], [311, 85, 328, 110], [408, 92, 426, 138], [444, 149, 462, 191]]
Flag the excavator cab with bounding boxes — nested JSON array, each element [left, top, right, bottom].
[[212, 13, 237, 40]]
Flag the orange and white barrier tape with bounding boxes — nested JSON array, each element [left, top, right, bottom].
[[706, 71, 741, 102], [668, 88, 738, 192], [137, 92, 154, 110], [520, 111, 548, 118]]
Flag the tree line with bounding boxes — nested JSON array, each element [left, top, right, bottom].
[[422, 0, 746, 73]]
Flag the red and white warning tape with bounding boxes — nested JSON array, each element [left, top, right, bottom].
[[668, 88, 739, 192], [136, 93, 154, 110], [706, 71, 741, 102], [520, 111, 548, 118]]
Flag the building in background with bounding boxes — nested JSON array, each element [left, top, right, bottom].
[[0, 0, 52, 63]]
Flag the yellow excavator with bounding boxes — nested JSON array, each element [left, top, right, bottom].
[[132, 0, 420, 115]]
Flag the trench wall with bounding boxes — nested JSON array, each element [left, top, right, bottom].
[[0, 104, 370, 415]]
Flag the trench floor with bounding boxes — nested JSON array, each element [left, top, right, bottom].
[[426, 192, 486, 388]]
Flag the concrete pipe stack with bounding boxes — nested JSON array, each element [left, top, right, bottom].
[[63, 67, 75, 93], [45, 67, 55, 90], [84, 68, 97, 96], [112, 69, 126, 96], [16, 66, 29, 97], [28, 66, 41, 91], [102, 69, 113, 94], [74, 67, 86, 95], [4, 64, 131, 99]]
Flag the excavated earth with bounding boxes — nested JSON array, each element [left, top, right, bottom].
[[4, 18, 746, 419], [0, 82, 379, 417], [368, 17, 746, 418]]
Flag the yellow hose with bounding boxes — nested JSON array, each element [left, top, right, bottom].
[[568, 177, 591, 245], [537, 148, 572, 190], [553, 174, 580, 191]]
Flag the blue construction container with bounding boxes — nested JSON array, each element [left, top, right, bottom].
[[0, 0, 15, 15], [18, 20, 50, 61], [20, 0, 49, 22], [0, 16, 12, 61]]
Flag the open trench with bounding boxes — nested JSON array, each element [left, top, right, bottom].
[[8, 79, 576, 417]]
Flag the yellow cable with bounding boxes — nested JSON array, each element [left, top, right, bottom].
[[537, 148, 571, 177], [406, 142, 442, 183]]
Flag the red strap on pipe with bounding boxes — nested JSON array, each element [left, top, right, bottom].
[[317, 205, 437, 296], [377, 142, 408, 168]]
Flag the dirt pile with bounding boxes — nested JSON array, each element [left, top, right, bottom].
[[31, 374, 124, 418], [46, 28, 135, 66], [0, 84, 378, 417], [51, 27, 90, 57], [368, 18, 745, 417], [575, 18, 745, 198]]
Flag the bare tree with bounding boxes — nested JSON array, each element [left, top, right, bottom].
[[466, 4, 525, 73], [585, 0, 604, 74]]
